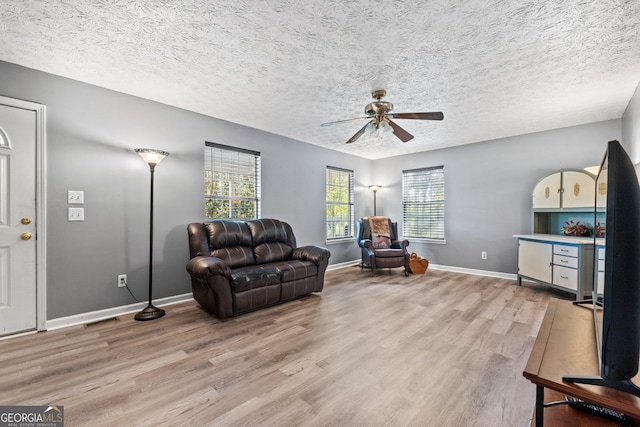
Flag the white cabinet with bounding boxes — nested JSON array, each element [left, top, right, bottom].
[[561, 171, 597, 209], [516, 236, 594, 299], [532, 173, 561, 209], [532, 170, 596, 210], [518, 240, 552, 283]]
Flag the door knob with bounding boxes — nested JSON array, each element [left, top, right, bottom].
[[20, 232, 32, 240], [21, 218, 32, 225]]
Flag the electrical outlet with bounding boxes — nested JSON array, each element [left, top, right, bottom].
[[118, 274, 127, 288], [481, 251, 487, 260]]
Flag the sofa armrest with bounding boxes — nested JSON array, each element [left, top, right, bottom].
[[360, 239, 374, 250], [391, 239, 410, 251], [291, 245, 331, 265], [186, 256, 231, 279], [186, 256, 234, 319]]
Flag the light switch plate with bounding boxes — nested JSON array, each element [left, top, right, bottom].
[[68, 190, 84, 204], [68, 207, 84, 221]]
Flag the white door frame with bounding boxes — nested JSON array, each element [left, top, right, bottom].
[[0, 95, 47, 331]]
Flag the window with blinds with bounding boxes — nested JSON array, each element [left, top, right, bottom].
[[204, 142, 261, 220], [402, 166, 445, 239], [326, 167, 354, 239]]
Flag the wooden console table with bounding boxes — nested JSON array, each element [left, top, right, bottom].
[[523, 298, 640, 426]]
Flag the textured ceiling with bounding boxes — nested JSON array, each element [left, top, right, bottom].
[[1, 0, 639, 159]]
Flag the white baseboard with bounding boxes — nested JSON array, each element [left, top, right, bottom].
[[428, 263, 517, 280], [327, 260, 360, 271], [327, 259, 516, 281], [45, 293, 194, 331]]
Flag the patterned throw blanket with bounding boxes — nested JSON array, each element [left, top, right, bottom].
[[369, 216, 391, 248]]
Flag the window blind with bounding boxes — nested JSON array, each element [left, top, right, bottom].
[[402, 166, 445, 239], [204, 142, 261, 220], [326, 167, 354, 239]]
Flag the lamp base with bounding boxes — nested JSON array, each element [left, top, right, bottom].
[[134, 305, 165, 321]]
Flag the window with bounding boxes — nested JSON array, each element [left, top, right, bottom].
[[326, 167, 354, 239], [402, 166, 445, 240], [204, 142, 261, 220]]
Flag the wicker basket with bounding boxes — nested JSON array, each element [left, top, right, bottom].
[[409, 252, 429, 274]]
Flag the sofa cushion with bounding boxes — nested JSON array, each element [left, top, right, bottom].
[[254, 242, 293, 264], [273, 260, 318, 282], [205, 221, 255, 268], [248, 219, 294, 264], [373, 248, 406, 258], [247, 218, 288, 245], [230, 266, 281, 293]]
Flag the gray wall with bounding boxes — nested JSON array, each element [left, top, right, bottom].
[[622, 82, 640, 162], [0, 59, 632, 320], [0, 61, 369, 319], [372, 120, 621, 274]]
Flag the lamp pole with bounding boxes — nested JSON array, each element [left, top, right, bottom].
[[368, 185, 382, 216], [134, 148, 169, 321]]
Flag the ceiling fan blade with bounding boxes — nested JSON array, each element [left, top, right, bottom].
[[388, 112, 444, 121], [346, 121, 372, 144], [321, 117, 369, 127], [387, 120, 414, 142]]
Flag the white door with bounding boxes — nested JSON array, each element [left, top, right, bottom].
[[0, 104, 38, 336]]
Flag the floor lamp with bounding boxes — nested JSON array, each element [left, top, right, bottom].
[[368, 185, 382, 216], [134, 148, 169, 321]]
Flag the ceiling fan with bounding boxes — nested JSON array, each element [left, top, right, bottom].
[[320, 89, 443, 144]]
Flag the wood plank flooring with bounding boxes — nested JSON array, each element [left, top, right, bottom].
[[0, 266, 566, 426]]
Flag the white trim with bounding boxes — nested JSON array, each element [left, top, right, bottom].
[[327, 260, 360, 271], [326, 259, 516, 280], [46, 293, 193, 331], [0, 96, 47, 332], [325, 237, 356, 245], [428, 263, 517, 280]]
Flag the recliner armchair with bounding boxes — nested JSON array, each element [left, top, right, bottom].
[[357, 217, 410, 276]]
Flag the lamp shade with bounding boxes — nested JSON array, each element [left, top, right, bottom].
[[368, 185, 382, 192], [135, 148, 169, 166]]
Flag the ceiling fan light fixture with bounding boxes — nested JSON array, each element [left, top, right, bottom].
[[378, 120, 392, 134], [322, 89, 443, 144], [365, 121, 377, 135]]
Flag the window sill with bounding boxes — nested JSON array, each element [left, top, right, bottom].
[[403, 237, 446, 245], [325, 237, 355, 245]]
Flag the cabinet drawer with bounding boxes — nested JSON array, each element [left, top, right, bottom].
[[597, 259, 605, 271], [596, 271, 605, 294], [553, 265, 578, 291], [553, 244, 578, 258], [598, 247, 605, 260], [553, 254, 578, 269]]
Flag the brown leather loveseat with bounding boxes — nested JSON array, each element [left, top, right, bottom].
[[186, 218, 330, 319]]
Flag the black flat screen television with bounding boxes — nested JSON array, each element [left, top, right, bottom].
[[563, 140, 640, 397]]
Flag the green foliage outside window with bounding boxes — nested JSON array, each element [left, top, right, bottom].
[[204, 144, 261, 220], [326, 167, 354, 239]]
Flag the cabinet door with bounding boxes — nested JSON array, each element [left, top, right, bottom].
[[532, 172, 561, 209], [518, 240, 552, 283], [561, 171, 595, 208]]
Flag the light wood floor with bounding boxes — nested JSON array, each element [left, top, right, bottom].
[[0, 266, 567, 426]]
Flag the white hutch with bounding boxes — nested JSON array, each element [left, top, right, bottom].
[[515, 169, 602, 300]]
